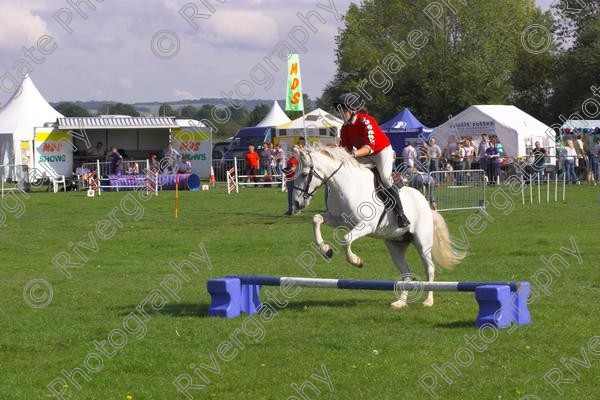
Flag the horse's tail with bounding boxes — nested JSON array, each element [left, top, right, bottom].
[[431, 211, 465, 269]]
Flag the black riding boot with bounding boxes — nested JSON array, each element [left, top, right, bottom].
[[386, 185, 410, 228]]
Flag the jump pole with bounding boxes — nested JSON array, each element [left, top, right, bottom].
[[207, 276, 531, 328]]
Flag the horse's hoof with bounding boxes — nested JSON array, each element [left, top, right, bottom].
[[422, 299, 434, 308], [390, 300, 407, 309], [355, 258, 363, 268], [322, 245, 333, 259]]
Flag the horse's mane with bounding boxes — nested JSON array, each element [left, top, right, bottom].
[[303, 143, 372, 170]]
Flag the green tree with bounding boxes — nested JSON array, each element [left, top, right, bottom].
[[247, 103, 270, 126], [54, 102, 90, 117], [158, 103, 178, 117], [550, 5, 600, 119], [323, 0, 555, 125], [105, 103, 140, 117], [180, 105, 197, 118]]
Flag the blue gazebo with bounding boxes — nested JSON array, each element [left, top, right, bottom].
[[380, 108, 432, 155]]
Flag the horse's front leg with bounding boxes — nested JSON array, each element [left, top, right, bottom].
[[340, 224, 374, 268], [312, 213, 336, 259]]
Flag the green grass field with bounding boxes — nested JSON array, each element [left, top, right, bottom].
[[1, 184, 599, 400]]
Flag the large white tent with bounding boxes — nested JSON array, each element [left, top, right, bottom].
[[276, 108, 342, 135], [430, 105, 555, 158], [275, 108, 342, 148], [560, 120, 600, 130], [256, 101, 291, 127], [0, 76, 63, 141], [0, 76, 64, 176]]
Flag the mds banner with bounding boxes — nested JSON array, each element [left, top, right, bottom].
[[34, 128, 73, 177], [171, 127, 211, 178], [285, 54, 304, 112]]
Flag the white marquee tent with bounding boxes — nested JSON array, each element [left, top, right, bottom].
[[0, 76, 63, 141], [430, 105, 555, 158], [0, 76, 64, 175], [256, 101, 291, 127], [560, 120, 600, 130]]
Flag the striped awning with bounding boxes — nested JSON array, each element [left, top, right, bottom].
[[57, 117, 178, 129]]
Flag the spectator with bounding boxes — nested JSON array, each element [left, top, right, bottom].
[[149, 153, 160, 172], [273, 144, 285, 173], [244, 145, 260, 184], [575, 133, 588, 177], [463, 138, 475, 170], [401, 142, 417, 168], [531, 141, 546, 181], [91, 141, 105, 158], [109, 146, 123, 176], [126, 159, 140, 175], [562, 140, 578, 184], [283, 145, 301, 215], [478, 134, 490, 171], [298, 138, 306, 149], [409, 167, 437, 210], [260, 142, 273, 176], [485, 137, 501, 184], [427, 138, 441, 173], [592, 137, 600, 185], [177, 155, 192, 174], [163, 143, 180, 173], [451, 141, 465, 184]]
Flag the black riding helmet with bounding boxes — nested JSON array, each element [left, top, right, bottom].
[[332, 93, 362, 112]]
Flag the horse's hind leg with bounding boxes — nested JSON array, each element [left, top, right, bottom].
[[412, 232, 436, 308], [312, 213, 338, 259], [384, 239, 411, 309]]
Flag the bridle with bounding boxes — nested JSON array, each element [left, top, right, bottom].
[[294, 152, 343, 199]]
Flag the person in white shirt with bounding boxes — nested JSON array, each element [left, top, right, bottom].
[[427, 138, 442, 172], [402, 143, 417, 168], [592, 137, 600, 185], [177, 155, 192, 174], [562, 140, 578, 184]]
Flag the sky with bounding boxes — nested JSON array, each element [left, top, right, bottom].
[[0, 0, 553, 105]]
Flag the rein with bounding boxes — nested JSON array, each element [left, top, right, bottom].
[[294, 153, 343, 199]]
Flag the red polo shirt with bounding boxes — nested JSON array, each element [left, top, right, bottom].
[[245, 151, 260, 169], [340, 113, 390, 155]]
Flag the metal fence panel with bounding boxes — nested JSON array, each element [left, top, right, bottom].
[[429, 169, 486, 212]]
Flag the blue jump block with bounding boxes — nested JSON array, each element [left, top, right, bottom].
[[240, 284, 262, 315], [207, 278, 241, 318], [475, 283, 531, 328]]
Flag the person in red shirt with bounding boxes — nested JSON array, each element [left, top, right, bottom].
[[244, 145, 260, 184], [333, 93, 410, 227], [282, 145, 301, 215]]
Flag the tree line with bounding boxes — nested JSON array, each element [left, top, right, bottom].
[[54, 95, 314, 140], [319, 0, 600, 127]]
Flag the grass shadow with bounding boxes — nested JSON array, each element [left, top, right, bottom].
[[115, 303, 210, 318], [433, 319, 476, 329], [114, 299, 380, 319]]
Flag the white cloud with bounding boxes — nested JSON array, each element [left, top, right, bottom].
[[119, 77, 134, 89], [171, 90, 196, 100], [197, 11, 279, 49], [0, 7, 50, 49]]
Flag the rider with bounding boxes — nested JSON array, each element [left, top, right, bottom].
[[333, 93, 410, 228]]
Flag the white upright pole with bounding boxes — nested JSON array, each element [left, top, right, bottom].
[[546, 173, 550, 203], [555, 172, 558, 203], [529, 175, 533, 206], [537, 173, 541, 205], [521, 174, 525, 206], [562, 170, 566, 202], [234, 157, 239, 194]]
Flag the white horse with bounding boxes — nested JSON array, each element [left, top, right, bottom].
[[292, 145, 464, 309]]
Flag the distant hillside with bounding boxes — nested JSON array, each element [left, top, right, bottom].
[[50, 99, 285, 117]]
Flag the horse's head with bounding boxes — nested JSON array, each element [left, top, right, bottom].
[[292, 145, 349, 210]]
